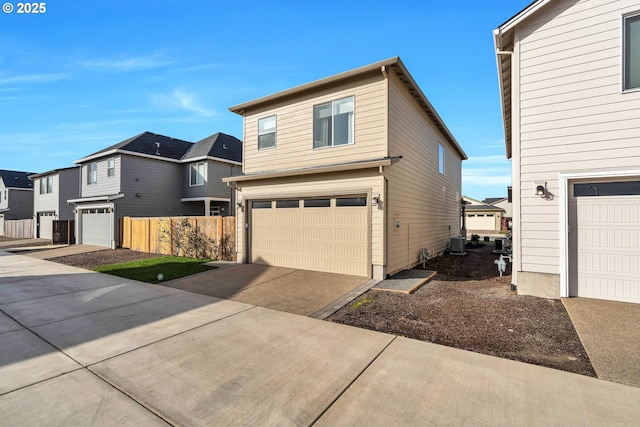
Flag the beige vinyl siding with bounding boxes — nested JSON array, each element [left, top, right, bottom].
[[386, 71, 462, 275], [241, 73, 388, 174], [235, 170, 384, 273], [515, 0, 640, 275]]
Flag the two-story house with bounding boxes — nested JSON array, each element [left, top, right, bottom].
[[29, 166, 80, 240], [494, 0, 640, 303], [69, 131, 242, 248], [224, 57, 467, 280], [0, 170, 34, 236]]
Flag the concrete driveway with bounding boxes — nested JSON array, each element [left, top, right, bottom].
[[563, 298, 640, 388], [1, 251, 640, 425], [165, 263, 375, 318]]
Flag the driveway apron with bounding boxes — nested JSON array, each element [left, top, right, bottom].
[[1, 251, 640, 426]]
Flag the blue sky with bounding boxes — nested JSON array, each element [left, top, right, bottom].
[[1, 0, 531, 201]]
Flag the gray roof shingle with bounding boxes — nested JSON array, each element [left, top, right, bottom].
[[183, 132, 242, 163], [0, 170, 34, 189]]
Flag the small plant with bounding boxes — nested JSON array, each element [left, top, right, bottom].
[[471, 234, 480, 245], [352, 296, 373, 309]]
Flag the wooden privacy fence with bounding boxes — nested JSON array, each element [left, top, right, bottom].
[[121, 216, 236, 261], [3, 218, 34, 239]]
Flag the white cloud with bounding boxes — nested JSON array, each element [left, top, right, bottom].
[[79, 53, 173, 72], [150, 88, 217, 117], [0, 73, 70, 85]]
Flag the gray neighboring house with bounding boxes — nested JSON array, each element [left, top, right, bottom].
[[0, 170, 35, 236], [69, 131, 242, 248], [29, 167, 80, 239]]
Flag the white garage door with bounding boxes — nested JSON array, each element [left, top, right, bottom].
[[37, 212, 56, 239], [250, 196, 369, 277], [572, 184, 640, 303], [81, 208, 111, 247]]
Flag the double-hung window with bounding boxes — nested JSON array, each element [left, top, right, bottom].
[[313, 96, 354, 148], [87, 162, 97, 185], [258, 115, 276, 150], [107, 158, 115, 177], [39, 177, 52, 194], [190, 162, 205, 186], [624, 13, 640, 91]]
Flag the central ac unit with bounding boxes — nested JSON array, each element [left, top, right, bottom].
[[450, 237, 466, 255]]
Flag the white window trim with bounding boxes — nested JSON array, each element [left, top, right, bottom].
[[87, 162, 97, 185], [313, 96, 355, 149], [258, 115, 277, 150], [190, 162, 206, 186], [622, 11, 640, 93], [107, 157, 115, 177]]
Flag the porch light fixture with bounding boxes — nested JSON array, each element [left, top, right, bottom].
[[535, 182, 547, 198]]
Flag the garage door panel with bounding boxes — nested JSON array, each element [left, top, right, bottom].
[[573, 195, 640, 303], [251, 198, 369, 277], [81, 211, 111, 247], [38, 213, 55, 240]]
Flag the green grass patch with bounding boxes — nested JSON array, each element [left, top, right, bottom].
[[93, 256, 216, 284]]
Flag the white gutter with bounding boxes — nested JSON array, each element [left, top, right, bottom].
[[67, 193, 125, 204]]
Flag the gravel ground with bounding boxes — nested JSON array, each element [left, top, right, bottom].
[[329, 245, 596, 377]]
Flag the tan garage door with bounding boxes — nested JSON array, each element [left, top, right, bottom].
[[571, 188, 640, 303], [250, 196, 369, 277]]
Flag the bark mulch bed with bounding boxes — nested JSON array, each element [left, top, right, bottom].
[[48, 249, 164, 270], [329, 245, 596, 377]]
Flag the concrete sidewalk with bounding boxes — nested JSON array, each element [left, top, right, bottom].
[[1, 251, 639, 426]]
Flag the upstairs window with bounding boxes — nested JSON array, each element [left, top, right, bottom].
[[40, 176, 53, 194], [107, 157, 115, 177], [258, 115, 276, 150], [190, 162, 205, 186], [438, 143, 445, 175], [313, 96, 354, 148], [624, 13, 640, 90], [87, 162, 97, 185]]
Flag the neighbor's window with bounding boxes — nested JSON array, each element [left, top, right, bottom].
[[438, 144, 445, 175], [190, 162, 205, 186], [39, 178, 48, 194], [87, 162, 97, 185], [624, 13, 640, 90], [107, 157, 115, 177], [313, 96, 354, 148], [258, 115, 276, 150]]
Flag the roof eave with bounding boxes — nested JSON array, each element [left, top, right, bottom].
[[223, 157, 399, 183], [229, 57, 402, 114]]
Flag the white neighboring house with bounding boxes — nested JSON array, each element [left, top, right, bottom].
[[494, 0, 640, 303], [462, 196, 504, 235], [29, 167, 80, 240]]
